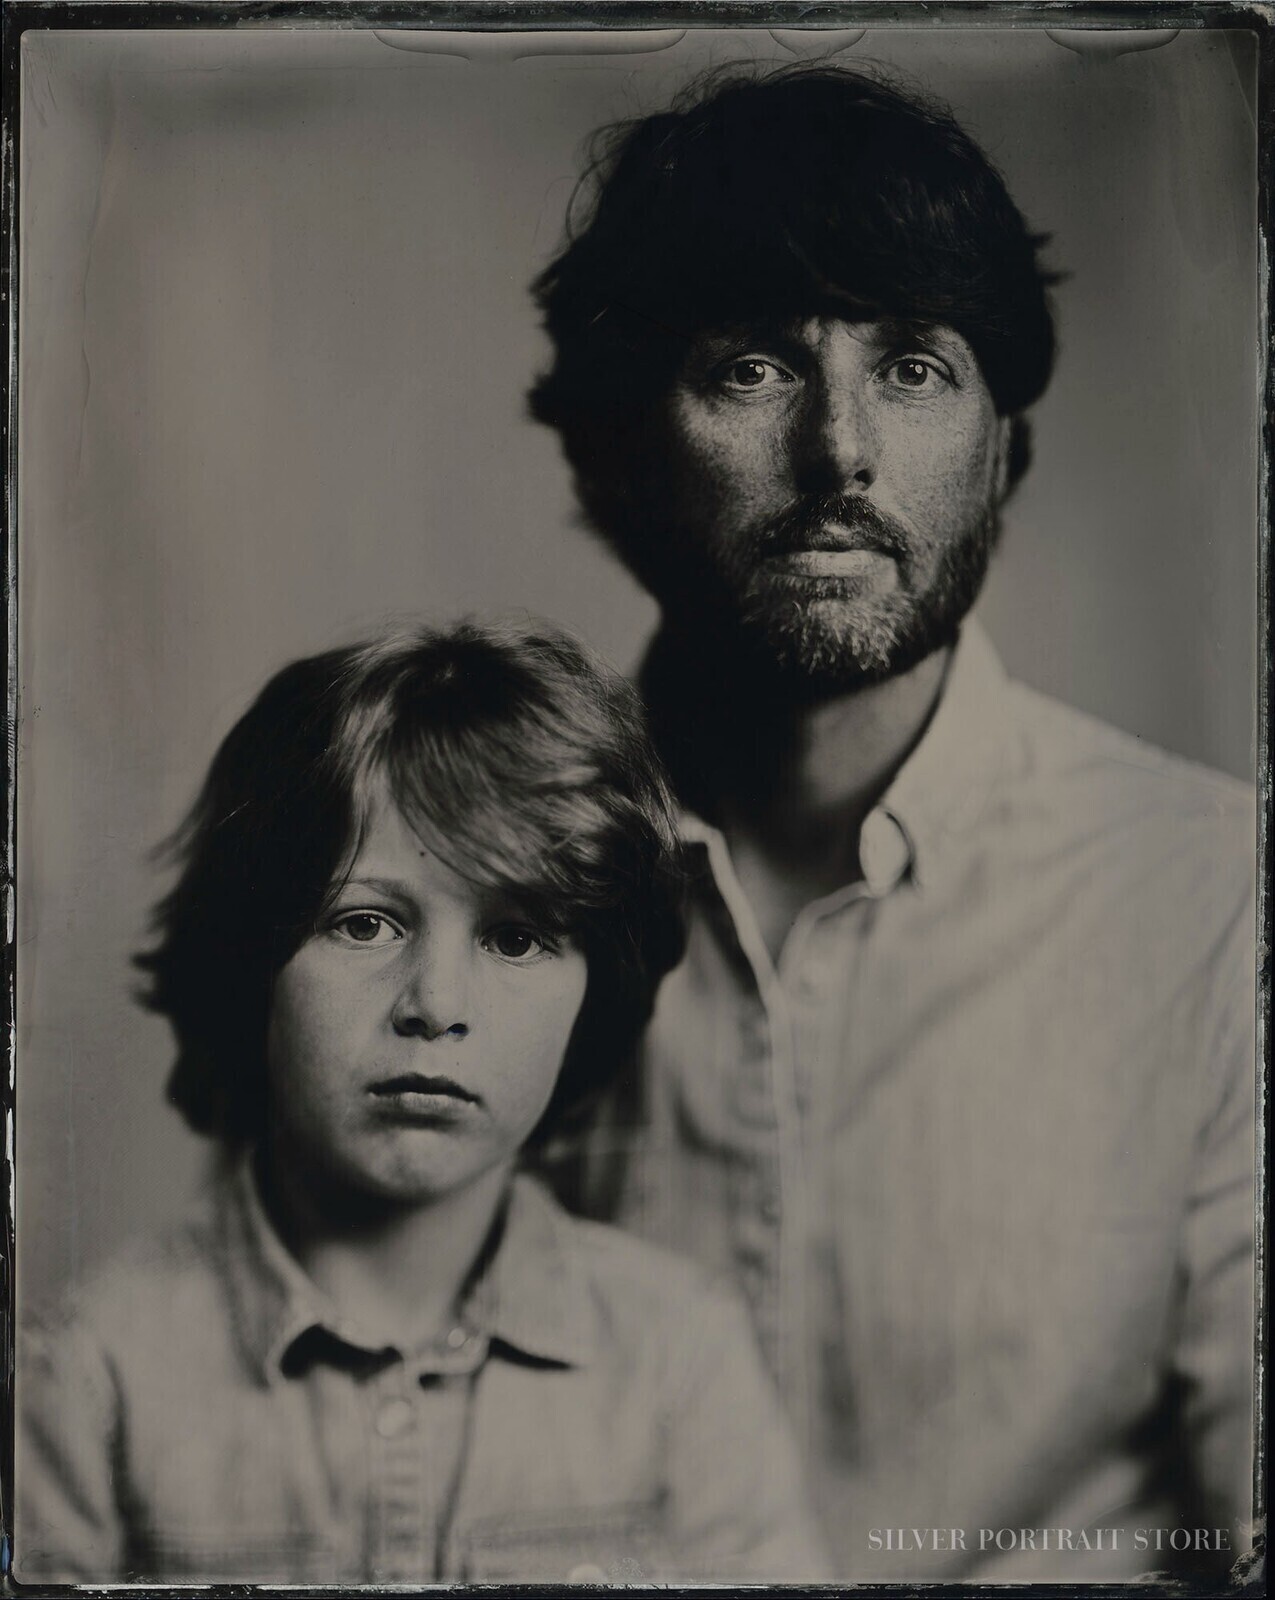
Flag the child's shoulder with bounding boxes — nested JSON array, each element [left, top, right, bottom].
[[569, 1213, 732, 1310], [25, 1176, 229, 1362], [518, 1176, 749, 1338]]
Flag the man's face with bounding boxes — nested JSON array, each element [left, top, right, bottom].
[[643, 315, 1010, 688]]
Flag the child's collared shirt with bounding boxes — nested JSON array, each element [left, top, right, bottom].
[[18, 1158, 829, 1585]]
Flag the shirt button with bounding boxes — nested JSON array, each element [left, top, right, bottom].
[[861, 806, 908, 892], [375, 1396, 416, 1438], [568, 1562, 607, 1582], [445, 1326, 469, 1350], [798, 965, 825, 995]]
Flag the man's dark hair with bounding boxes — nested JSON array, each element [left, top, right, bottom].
[[136, 618, 684, 1148], [530, 62, 1059, 530]]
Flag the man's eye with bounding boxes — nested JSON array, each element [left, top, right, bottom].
[[887, 357, 943, 390], [714, 356, 794, 393], [331, 912, 401, 946], [483, 924, 551, 962]]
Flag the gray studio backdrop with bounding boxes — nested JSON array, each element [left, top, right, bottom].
[[18, 25, 1258, 1317]]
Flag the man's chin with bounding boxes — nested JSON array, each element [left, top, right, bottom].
[[737, 595, 942, 693]]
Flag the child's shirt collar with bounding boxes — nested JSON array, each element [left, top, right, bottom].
[[214, 1154, 599, 1388]]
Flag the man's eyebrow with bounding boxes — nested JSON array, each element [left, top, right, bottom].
[[689, 321, 792, 348], [874, 316, 964, 351]]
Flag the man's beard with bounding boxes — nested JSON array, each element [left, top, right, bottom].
[[712, 491, 1002, 693]]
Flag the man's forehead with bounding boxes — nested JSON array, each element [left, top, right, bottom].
[[687, 314, 973, 354], [697, 310, 966, 342]]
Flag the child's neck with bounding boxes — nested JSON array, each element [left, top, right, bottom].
[[258, 1153, 513, 1351]]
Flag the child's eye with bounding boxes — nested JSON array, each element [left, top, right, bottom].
[[482, 923, 553, 962], [331, 912, 402, 946]]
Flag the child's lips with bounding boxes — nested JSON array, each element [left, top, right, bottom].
[[368, 1074, 481, 1117]]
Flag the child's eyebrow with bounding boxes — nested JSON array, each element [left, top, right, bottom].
[[333, 875, 410, 898]]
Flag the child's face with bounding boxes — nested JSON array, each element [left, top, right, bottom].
[[265, 793, 589, 1207]]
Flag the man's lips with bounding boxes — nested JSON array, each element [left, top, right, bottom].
[[765, 547, 895, 578], [761, 498, 911, 567]]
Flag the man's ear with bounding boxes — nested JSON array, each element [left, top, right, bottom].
[[999, 414, 1035, 501], [993, 414, 1014, 503]]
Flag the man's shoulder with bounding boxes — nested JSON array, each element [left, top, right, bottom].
[[997, 677, 1255, 865], [1005, 678, 1251, 797]]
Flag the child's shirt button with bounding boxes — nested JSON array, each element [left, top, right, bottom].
[[374, 1397, 416, 1438], [445, 1326, 469, 1350]]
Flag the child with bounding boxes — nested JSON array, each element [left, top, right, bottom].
[[17, 619, 830, 1585]]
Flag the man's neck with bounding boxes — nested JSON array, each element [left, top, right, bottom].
[[259, 1150, 511, 1349], [643, 627, 951, 954]]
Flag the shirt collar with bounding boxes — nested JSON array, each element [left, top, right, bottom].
[[215, 1159, 597, 1387], [481, 1171, 598, 1368], [875, 618, 1011, 888], [675, 620, 1011, 894]]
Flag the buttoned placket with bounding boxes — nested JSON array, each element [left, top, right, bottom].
[[700, 829, 812, 1447], [360, 1322, 489, 1583], [697, 807, 912, 1457]]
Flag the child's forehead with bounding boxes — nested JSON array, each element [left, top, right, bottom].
[[338, 779, 544, 913], [343, 790, 463, 886]]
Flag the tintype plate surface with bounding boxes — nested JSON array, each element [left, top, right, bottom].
[[2, 6, 1268, 1595]]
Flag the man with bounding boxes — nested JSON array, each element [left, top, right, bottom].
[[528, 65, 1257, 1582]]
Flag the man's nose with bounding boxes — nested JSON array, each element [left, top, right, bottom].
[[391, 936, 471, 1041], [793, 377, 877, 496]]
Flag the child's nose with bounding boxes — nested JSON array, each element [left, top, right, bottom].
[[390, 938, 470, 1041]]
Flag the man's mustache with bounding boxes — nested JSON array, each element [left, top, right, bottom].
[[757, 494, 912, 561]]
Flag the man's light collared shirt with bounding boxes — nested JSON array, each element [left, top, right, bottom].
[[563, 622, 1257, 1582]]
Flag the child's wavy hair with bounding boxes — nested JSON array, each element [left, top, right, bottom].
[[136, 617, 685, 1147]]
